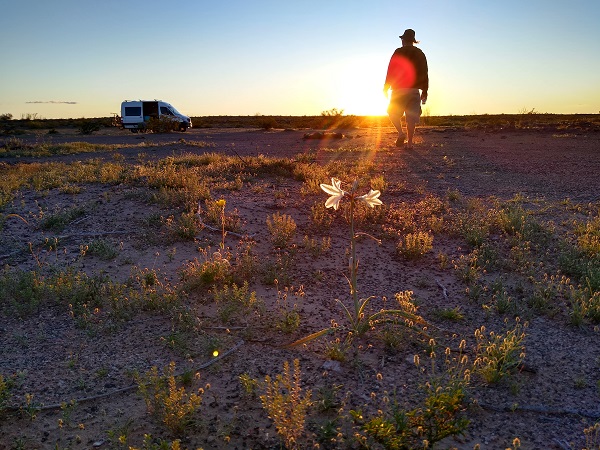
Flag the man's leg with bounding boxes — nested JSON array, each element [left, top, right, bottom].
[[406, 116, 417, 147], [405, 91, 422, 147], [388, 113, 406, 146]]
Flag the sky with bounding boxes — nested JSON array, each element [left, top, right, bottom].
[[1, 0, 599, 119]]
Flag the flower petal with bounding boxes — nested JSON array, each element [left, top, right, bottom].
[[358, 189, 383, 208], [325, 194, 343, 210], [320, 177, 345, 196]]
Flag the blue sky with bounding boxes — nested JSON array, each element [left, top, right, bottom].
[[1, 0, 599, 119]]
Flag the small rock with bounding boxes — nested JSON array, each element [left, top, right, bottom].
[[322, 360, 342, 372]]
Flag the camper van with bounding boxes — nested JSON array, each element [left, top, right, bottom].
[[120, 100, 192, 132]]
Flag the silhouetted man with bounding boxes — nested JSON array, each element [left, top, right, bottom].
[[383, 29, 429, 148]]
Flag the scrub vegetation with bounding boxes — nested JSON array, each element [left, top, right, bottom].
[[0, 118, 599, 449]]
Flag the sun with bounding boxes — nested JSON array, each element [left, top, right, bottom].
[[334, 55, 390, 116]]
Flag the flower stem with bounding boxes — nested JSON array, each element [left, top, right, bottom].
[[350, 197, 359, 324]]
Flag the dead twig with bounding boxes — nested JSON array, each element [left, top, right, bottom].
[[477, 401, 600, 420], [435, 278, 448, 299], [195, 215, 253, 239]]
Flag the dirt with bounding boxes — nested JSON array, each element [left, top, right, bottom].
[[0, 126, 599, 449]]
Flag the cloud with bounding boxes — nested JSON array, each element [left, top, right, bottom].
[[26, 101, 78, 105]]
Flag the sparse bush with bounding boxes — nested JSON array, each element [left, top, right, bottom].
[[39, 205, 86, 231], [199, 198, 241, 233], [353, 345, 470, 449], [179, 249, 232, 291], [310, 201, 335, 230], [136, 362, 204, 435], [474, 319, 527, 384], [267, 212, 297, 248], [302, 235, 331, 258], [397, 231, 434, 259], [212, 281, 258, 323], [164, 212, 201, 241], [146, 115, 178, 133], [584, 422, 600, 450], [78, 120, 101, 135], [255, 115, 278, 130], [260, 359, 312, 450], [82, 238, 119, 260]]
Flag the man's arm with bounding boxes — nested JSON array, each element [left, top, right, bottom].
[[383, 82, 391, 99], [420, 51, 429, 104]]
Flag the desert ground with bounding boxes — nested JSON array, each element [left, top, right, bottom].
[[0, 123, 599, 449]]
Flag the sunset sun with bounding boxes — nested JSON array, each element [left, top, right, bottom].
[[334, 55, 389, 116]]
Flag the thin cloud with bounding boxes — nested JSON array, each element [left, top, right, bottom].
[[26, 101, 78, 104]]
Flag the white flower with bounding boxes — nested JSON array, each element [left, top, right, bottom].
[[320, 177, 346, 210], [357, 189, 383, 208]]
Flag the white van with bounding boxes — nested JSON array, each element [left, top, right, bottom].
[[120, 100, 192, 132]]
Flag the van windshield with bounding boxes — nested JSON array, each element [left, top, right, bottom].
[[167, 104, 182, 115]]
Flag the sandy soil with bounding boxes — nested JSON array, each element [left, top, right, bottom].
[[0, 126, 599, 449]]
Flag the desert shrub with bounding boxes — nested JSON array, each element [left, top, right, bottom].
[[353, 346, 470, 449], [126, 267, 180, 313], [302, 235, 331, 258], [474, 319, 527, 384], [397, 231, 434, 259], [255, 115, 278, 130], [212, 281, 258, 323], [39, 205, 86, 231], [78, 120, 101, 135], [82, 238, 118, 260], [179, 249, 232, 291], [136, 362, 204, 435], [164, 212, 201, 241], [198, 198, 241, 233], [275, 284, 303, 334], [146, 115, 178, 133], [310, 201, 335, 231], [267, 212, 297, 248], [569, 281, 600, 326], [260, 359, 312, 450], [261, 252, 295, 286], [584, 422, 600, 450], [0, 269, 46, 317]]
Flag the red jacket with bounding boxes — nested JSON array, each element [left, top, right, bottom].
[[385, 45, 429, 94]]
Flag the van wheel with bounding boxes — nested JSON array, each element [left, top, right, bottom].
[[179, 123, 187, 132], [130, 129, 138, 133]]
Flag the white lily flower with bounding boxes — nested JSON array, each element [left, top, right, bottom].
[[357, 189, 383, 208], [320, 177, 346, 210]]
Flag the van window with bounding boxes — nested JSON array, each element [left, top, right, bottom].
[[124, 107, 142, 116], [160, 106, 174, 115]]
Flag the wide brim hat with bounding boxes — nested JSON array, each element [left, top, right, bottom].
[[400, 29, 418, 43]]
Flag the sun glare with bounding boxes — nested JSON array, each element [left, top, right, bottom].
[[334, 56, 389, 116]]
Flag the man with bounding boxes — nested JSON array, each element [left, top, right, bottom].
[[383, 29, 429, 148]]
